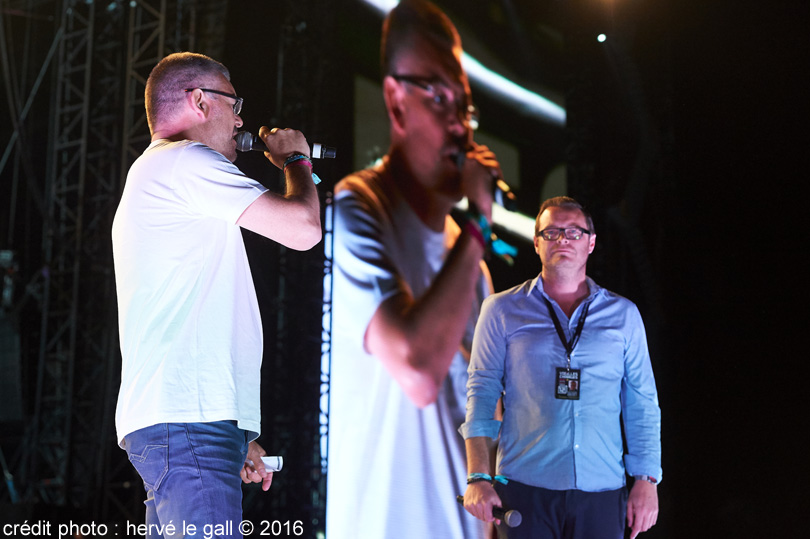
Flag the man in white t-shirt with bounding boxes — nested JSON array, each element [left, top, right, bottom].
[[326, 1, 504, 537], [112, 52, 321, 537]]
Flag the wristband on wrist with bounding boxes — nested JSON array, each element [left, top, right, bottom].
[[466, 473, 509, 485], [283, 153, 310, 166], [282, 154, 321, 184], [465, 219, 487, 250], [283, 154, 312, 171], [461, 207, 517, 266], [466, 476, 491, 485], [634, 475, 658, 485]]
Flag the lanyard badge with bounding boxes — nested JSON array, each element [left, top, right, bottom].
[[556, 367, 581, 400], [544, 298, 590, 401]]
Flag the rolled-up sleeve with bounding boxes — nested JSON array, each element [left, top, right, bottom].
[[621, 303, 663, 482], [459, 295, 505, 440]]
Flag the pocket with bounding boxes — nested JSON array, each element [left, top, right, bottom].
[[125, 425, 169, 491]]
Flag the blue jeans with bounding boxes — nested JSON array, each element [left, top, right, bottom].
[[125, 421, 249, 538]]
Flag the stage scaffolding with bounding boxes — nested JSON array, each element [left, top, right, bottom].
[[0, 1, 335, 533]]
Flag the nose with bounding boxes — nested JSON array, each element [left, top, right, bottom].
[[446, 111, 468, 139]]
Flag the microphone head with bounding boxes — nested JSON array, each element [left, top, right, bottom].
[[503, 509, 522, 528], [235, 131, 254, 152]]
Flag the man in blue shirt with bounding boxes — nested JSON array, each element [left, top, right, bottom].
[[460, 196, 661, 539]]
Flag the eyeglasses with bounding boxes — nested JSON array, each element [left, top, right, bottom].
[[537, 226, 592, 241], [391, 74, 479, 130], [185, 88, 243, 115]]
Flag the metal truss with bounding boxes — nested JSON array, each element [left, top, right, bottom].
[[0, 0, 227, 523], [2, 0, 341, 533], [23, 0, 97, 507]]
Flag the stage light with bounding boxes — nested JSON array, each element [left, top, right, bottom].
[[598, 34, 607, 42]]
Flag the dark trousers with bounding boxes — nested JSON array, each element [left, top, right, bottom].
[[494, 480, 628, 539]]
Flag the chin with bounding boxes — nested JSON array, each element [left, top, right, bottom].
[[436, 171, 463, 198]]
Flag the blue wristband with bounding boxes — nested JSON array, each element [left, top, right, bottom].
[[283, 153, 310, 168], [467, 473, 492, 484], [463, 209, 517, 266], [282, 154, 320, 184], [467, 473, 509, 485]]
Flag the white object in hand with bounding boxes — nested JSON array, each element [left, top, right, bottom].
[[260, 455, 283, 472]]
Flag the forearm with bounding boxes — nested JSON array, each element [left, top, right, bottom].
[[462, 436, 502, 523], [241, 125, 322, 249], [465, 436, 495, 474], [236, 169, 321, 250], [403, 228, 485, 363], [283, 163, 322, 239], [367, 228, 486, 406]]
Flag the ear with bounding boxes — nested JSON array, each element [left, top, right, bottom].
[[186, 88, 210, 120], [588, 234, 596, 254], [382, 76, 406, 134]]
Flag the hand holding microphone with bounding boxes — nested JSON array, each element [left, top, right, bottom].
[[456, 143, 517, 214], [456, 143, 518, 264], [236, 130, 336, 159], [456, 493, 522, 528]]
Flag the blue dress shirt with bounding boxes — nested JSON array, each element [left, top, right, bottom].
[[459, 275, 662, 492]]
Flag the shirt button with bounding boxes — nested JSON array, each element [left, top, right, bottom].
[[574, 444, 580, 449]]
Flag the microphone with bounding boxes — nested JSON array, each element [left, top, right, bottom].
[[493, 178, 517, 212], [456, 495, 522, 528], [235, 131, 336, 159], [454, 149, 517, 212]]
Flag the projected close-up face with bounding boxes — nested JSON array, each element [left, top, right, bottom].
[[386, 36, 472, 197]]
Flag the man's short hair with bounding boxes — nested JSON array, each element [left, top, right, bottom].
[[380, 0, 463, 79], [145, 52, 231, 132], [535, 196, 595, 236]]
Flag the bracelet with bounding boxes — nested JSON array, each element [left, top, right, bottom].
[[282, 154, 320, 184], [283, 157, 313, 173], [461, 210, 491, 248], [283, 153, 311, 168], [284, 158, 313, 170], [460, 208, 517, 266], [465, 219, 487, 250], [634, 475, 658, 485], [466, 473, 509, 485]]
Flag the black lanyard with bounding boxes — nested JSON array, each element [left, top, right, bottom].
[[544, 297, 590, 370]]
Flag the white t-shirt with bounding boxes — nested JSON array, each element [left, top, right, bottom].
[[112, 140, 267, 447], [326, 159, 488, 538]]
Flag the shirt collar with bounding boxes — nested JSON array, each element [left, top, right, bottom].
[[527, 274, 602, 302]]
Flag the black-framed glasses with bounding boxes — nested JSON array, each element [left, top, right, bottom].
[[391, 74, 479, 130], [537, 226, 592, 241], [185, 88, 243, 115]]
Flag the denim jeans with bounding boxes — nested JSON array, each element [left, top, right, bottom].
[[125, 421, 249, 538]]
